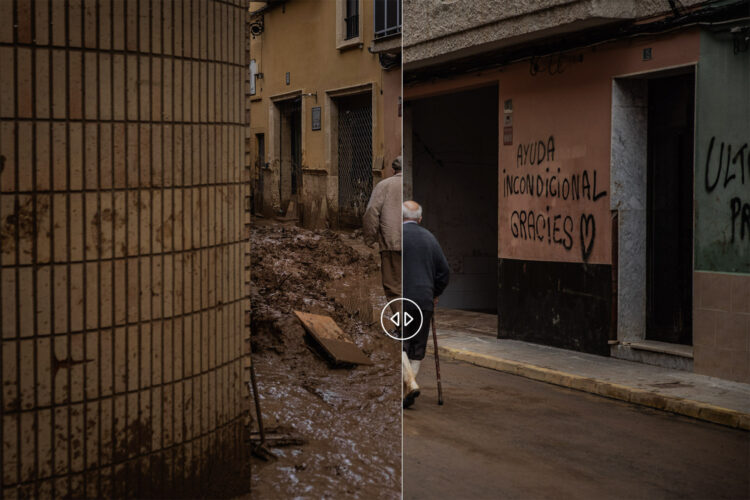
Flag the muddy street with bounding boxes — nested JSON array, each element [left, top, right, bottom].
[[248, 219, 401, 498]]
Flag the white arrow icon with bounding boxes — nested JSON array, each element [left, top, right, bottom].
[[404, 312, 414, 327], [390, 312, 401, 326], [389, 311, 415, 328]]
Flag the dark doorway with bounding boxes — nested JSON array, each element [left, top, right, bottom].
[[279, 98, 302, 210], [254, 133, 265, 214], [337, 92, 373, 227], [410, 85, 499, 313], [646, 72, 694, 345]]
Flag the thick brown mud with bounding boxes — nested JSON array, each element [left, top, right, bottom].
[[248, 219, 401, 499]]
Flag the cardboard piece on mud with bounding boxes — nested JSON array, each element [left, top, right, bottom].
[[293, 310, 373, 366]]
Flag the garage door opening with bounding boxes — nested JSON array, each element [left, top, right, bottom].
[[409, 85, 499, 313]]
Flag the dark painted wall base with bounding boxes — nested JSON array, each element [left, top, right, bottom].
[[498, 258, 612, 356]]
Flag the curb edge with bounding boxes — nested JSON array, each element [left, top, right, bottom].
[[432, 346, 750, 431]]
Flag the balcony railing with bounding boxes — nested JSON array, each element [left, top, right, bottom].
[[374, 0, 401, 39], [345, 13, 359, 40]]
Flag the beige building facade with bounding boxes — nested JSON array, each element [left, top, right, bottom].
[[248, 0, 402, 228]]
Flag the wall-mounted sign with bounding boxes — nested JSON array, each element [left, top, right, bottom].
[[504, 99, 513, 113], [311, 106, 321, 131], [503, 126, 513, 145], [249, 60, 257, 95]]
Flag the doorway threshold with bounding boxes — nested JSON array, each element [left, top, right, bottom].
[[627, 340, 693, 359], [611, 340, 693, 372]]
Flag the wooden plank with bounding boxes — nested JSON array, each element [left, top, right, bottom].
[[293, 310, 373, 366]]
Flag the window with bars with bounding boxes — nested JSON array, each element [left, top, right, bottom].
[[374, 0, 401, 38], [345, 0, 359, 40]]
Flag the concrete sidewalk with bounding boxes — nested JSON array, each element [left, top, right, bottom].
[[428, 310, 750, 430]]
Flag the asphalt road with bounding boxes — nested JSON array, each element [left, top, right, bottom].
[[404, 356, 750, 500]]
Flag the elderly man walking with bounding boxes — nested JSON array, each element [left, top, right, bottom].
[[401, 200, 450, 408], [363, 156, 403, 305]]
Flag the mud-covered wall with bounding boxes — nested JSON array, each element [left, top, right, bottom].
[[0, 0, 251, 497]]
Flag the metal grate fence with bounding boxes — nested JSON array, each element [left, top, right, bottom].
[[337, 95, 372, 227]]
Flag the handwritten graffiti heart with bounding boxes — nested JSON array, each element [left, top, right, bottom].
[[580, 214, 595, 262]]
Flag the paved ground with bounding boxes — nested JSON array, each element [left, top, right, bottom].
[[431, 310, 750, 429], [404, 357, 750, 500]]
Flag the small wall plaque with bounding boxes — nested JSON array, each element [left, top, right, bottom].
[[311, 106, 321, 131], [504, 99, 513, 113], [503, 126, 513, 146]]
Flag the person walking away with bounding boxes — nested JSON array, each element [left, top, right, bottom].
[[363, 156, 403, 307], [401, 201, 450, 408]]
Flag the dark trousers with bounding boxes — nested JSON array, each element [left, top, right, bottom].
[[381, 250, 401, 305], [402, 304, 433, 361]]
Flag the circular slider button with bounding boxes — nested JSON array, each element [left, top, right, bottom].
[[380, 298, 424, 341]]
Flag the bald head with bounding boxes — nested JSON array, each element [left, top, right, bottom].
[[403, 201, 423, 222]]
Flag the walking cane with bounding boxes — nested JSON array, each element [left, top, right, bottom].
[[431, 313, 444, 405]]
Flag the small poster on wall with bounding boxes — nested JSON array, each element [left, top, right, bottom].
[[312, 106, 321, 131]]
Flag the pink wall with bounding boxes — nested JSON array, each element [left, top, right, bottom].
[[406, 29, 701, 264], [497, 30, 699, 265]]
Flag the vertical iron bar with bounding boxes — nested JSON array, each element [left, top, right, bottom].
[[30, 0, 40, 495], [247, 366, 265, 445]]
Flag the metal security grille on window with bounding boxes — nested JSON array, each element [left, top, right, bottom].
[[375, 0, 401, 38], [345, 0, 359, 39], [338, 102, 373, 226]]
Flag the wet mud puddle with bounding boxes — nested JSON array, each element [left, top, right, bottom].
[[248, 220, 400, 499]]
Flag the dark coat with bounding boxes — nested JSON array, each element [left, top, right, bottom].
[[403, 222, 450, 311]]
